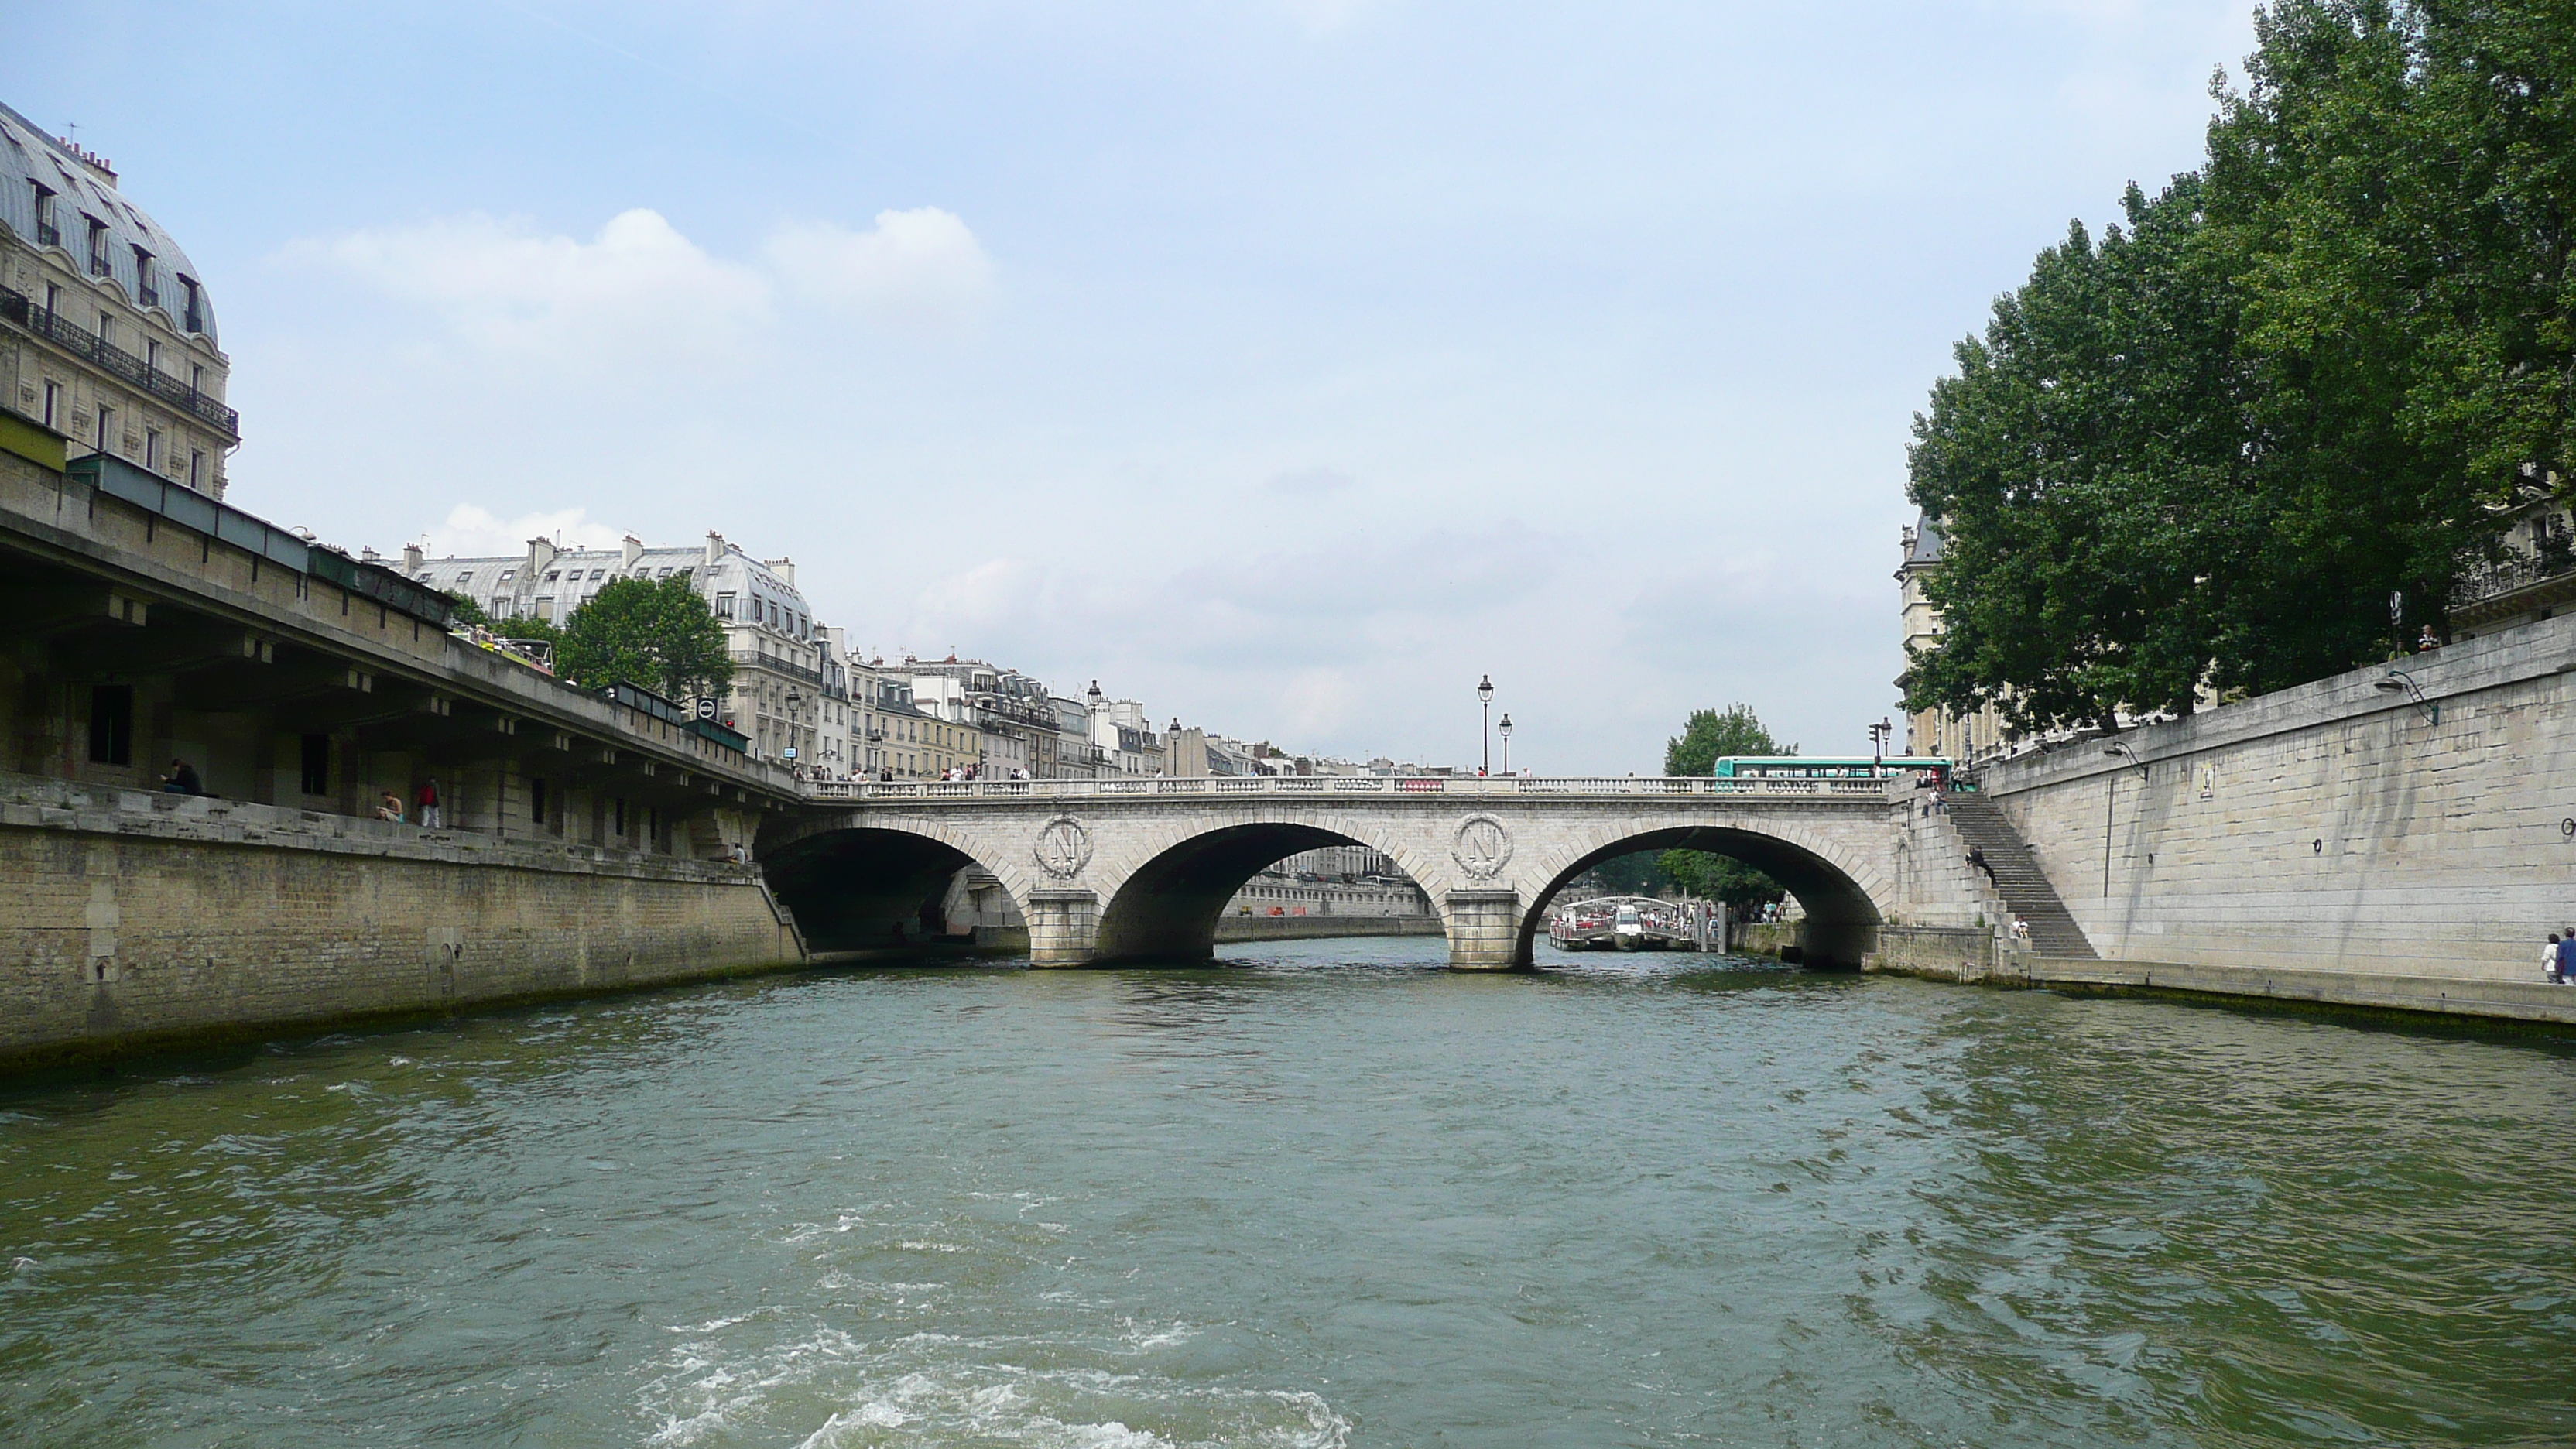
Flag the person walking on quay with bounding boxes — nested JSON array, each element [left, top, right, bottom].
[[2545, 933, 2563, 984], [416, 777, 442, 830]]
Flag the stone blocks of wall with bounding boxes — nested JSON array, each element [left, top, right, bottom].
[[0, 775, 800, 1072], [1982, 615, 2576, 984]]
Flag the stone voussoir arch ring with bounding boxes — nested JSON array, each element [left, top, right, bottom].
[[1033, 815, 1094, 881], [1451, 814, 1513, 882]]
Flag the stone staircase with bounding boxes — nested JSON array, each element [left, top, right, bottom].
[[1942, 791, 2098, 959]]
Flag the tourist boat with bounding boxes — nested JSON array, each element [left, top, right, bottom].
[[1547, 896, 1708, 951]]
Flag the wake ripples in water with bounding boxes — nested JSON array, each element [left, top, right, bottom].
[[0, 937, 2569, 1447]]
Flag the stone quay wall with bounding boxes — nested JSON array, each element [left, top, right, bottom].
[[1213, 913, 1445, 944], [1982, 613, 2576, 988], [0, 772, 803, 1074]]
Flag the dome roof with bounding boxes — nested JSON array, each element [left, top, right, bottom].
[[0, 100, 217, 346]]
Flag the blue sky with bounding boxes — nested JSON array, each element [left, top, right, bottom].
[[9, 1, 2255, 770]]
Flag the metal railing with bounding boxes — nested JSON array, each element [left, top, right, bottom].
[[2454, 550, 2576, 608], [0, 287, 240, 436], [801, 775, 1896, 804]]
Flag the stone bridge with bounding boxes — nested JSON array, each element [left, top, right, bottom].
[[761, 775, 1971, 969]]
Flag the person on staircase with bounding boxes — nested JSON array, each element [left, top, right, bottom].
[[1965, 845, 1996, 888]]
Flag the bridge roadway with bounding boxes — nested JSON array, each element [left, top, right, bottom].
[[766, 774, 1915, 969]]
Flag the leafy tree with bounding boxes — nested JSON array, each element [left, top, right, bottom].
[[441, 591, 488, 627], [1904, 1, 2575, 731], [1662, 703, 1797, 776], [556, 576, 733, 701]]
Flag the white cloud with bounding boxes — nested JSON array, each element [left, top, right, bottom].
[[291, 209, 769, 361], [420, 503, 626, 559], [289, 205, 999, 358], [764, 208, 999, 334]]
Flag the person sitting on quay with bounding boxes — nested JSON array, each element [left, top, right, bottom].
[[159, 759, 203, 796], [375, 790, 405, 824]]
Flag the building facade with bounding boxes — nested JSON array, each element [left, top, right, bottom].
[[1897, 514, 2015, 765], [0, 102, 236, 500], [407, 530, 844, 769]]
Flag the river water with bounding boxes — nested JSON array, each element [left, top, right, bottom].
[[2, 937, 2571, 1447]]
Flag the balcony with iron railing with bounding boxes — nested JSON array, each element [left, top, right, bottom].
[[2452, 543, 2576, 618], [0, 286, 239, 437]]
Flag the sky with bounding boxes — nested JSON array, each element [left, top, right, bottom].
[[8, 1, 2258, 772]]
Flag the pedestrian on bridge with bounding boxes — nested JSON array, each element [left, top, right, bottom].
[[2544, 933, 2562, 985]]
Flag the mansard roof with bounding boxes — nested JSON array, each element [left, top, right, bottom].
[[0, 101, 218, 345]]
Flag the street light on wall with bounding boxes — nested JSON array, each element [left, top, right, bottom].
[[2100, 740, 2148, 899], [1498, 713, 1513, 776], [2374, 669, 2440, 724], [1477, 674, 1495, 776]]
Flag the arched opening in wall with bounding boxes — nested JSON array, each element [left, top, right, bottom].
[[1094, 823, 1412, 964], [762, 827, 1017, 953], [1519, 827, 1881, 970]]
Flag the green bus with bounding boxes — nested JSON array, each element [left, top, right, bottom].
[[1712, 755, 1954, 786]]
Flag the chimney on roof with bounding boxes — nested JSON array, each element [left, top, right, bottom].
[[766, 557, 795, 587], [704, 530, 725, 567], [622, 534, 644, 570], [528, 536, 557, 577], [402, 542, 423, 573]]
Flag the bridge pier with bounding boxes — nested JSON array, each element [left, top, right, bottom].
[[1444, 889, 1524, 970], [1026, 889, 1099, 968]]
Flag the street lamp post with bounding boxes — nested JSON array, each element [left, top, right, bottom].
[[1869, 717, 1893, 770], [2101, 741, 2148, 898], [1477, 674, 1495, 776], [1498, 713, 1513, 776]]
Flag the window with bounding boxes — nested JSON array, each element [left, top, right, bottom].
[[41, 381, 60, 430], [85, 215, 108, 276], [42, 282, 61, 317], [132, 245, 156, 307], [180, 276, 202, 334], [88, 685, 133, 765], [145, 338, 160, 376], [188, 362, 204, 396], [188, 450, 204, 489], [714, 592, 735, 619], [498, 570, 515, 582], [299, 734, 331, 795], [95, 310, 113, 351], [543, 570, 560, 581], [588, 568, 605, 580], [29, 182, 57, 247], [94, 405, 112, 454], [144, 428, 161, 471]]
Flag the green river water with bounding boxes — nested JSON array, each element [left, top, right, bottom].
[[2, 937, 2571, 1447]]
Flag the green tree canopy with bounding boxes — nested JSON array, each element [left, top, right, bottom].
[[555, 577, 733, 702], [1663, 703, 1797, 776], [1905, 0, 2576, 735]]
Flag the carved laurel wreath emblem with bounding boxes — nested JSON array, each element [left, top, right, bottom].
[[1033, 815, 1094, 881], [1451, 814, 1513, 881]]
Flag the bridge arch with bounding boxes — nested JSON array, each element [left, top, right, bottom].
[[1089, 811, 1446, 965], [759, 815, 1032, 953], [1513, 816, 1891, 970]]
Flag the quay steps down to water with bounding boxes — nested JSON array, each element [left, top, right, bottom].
[[1943, 792, 2098, 960]]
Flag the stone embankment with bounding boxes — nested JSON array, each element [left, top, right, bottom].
[[0, 772, 804, 1074], [1866, 612, 2576, 1029], [1214, 914, 1444, 944]]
